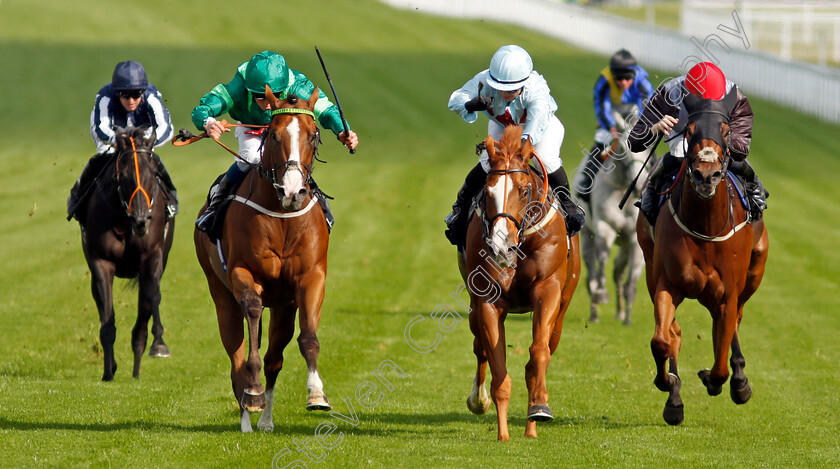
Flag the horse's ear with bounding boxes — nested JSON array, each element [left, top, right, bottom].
[[265, 84, 281, 109], [520, 137, 534, 164], [484, 134, 496, 159], [307, 87, 319, 109], [720, 122, 731, 146], [685, 122, 695, 142]]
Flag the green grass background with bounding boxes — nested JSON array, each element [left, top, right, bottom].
[[1, 0, 839, 467]]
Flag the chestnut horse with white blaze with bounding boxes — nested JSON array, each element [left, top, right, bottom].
[[460, 125, 580, 440], [636, 93, 769, 425], [194, 86, 332, 432]]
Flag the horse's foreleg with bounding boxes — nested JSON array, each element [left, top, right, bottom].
[[259, 304, 298, 432], [613, 242, 629, 322], [297, 267, 330, 411], [145, 251, 170, 359], [651, 283, 685, 425], [699, 298, 738, 397], [467, 308, 491, 415], [476, 303, 511, 441], [622, 240, 645, 327], [90, 260, 117, 381], [133, 251, 167, 378], [524, 282, 563, 438], [728, 330, 752, 404], [581, 229, 601, 323], [214, 294, 251, 432], [651, 285, 681, 391], [230, 267, 266, 415]]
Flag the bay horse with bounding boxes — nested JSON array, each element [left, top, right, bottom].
[[460, 125, 581, 440], [636, 92, 769, 425], [77, 125, 174, 381], [575, 110, 655, 325], [194, 86, 331, 432]]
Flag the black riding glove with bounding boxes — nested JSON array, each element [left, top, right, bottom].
[[464, 95, 492, 113]]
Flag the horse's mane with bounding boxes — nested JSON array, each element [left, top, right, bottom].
[[498, 126, 525, 159]]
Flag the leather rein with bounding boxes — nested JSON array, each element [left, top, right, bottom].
[[115, 136, 156, 216]]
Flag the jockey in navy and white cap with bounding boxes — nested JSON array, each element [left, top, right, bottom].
[[445, 45, 585, 249], [92, 61, 173, 154], [68, 60, 178, 222]]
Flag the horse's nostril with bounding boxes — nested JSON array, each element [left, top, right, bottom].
[[298, 188, 307, 196]]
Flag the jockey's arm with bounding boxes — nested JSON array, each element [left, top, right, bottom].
[[628, 84, 678, 153], [728, 89, 754, 161]]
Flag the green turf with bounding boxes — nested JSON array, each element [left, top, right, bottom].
[[1, 0, 839, 467]]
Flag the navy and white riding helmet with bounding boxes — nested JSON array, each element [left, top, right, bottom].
[[112, 61, 148, 91]]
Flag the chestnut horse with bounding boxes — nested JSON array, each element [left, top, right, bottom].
[[78, 126, 174, 381], [194, 87, 332, 432], [460, 126, 580, 440], [636, 93, 769, 425]]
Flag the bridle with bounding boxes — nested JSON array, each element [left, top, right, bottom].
[[257, 108, 321, 202], [115, 136, 157, 217], [669, 91, 748, 241], [479, 152, 551, 249]]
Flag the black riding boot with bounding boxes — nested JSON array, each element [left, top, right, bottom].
[[729, 159, 768, 220], [309, 178, 335, 232], [444, 163, 487, 248], [637, 152, 680, 227], [67, 152, 112, 222], [151, 153, 179, 219], [575, 143, 607, 202], [196, 173, 237, 233], [547, 166, 586, 237]]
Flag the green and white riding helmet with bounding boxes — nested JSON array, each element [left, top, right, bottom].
[[244, 50, 290, 96]]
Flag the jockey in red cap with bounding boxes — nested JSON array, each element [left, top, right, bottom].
[[685, 62, 727, 100], [628, 62, 767, 225]]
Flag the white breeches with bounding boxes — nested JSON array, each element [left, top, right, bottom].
[[479, 116, 565, 174], [234, 124, 264, 170]]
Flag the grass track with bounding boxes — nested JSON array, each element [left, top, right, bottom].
[[1, 0, 839, 467]]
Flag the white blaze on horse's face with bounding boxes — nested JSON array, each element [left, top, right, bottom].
[[692, 146, 723, 198], [489, 174, 516, 267], [697, 147, 719, 163], [280, 118, 306, 208]]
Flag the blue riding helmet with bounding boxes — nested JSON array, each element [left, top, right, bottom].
[[112, 61, 148, 91]]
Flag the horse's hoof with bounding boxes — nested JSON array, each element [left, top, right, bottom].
[[663, 403, 684, 426], [615, 311, 626, 321], [148, 344, 170, 358], [730, 379, 752, 405], [257, 421, 275, 432], [102, 374, 114, 382], [698, 369, 723, 396], [588, 314, 600, 324], [242, 390, 267, 412], [622, 318, 632, 326], [527, 404, 554, 422], [306, 395, 332, 411], [466, 395, 492, 415], [593, 291, 609, 304]]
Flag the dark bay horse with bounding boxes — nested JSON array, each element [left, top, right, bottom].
[[78, 126, 174, 381], [460, 126, 581, 440], [636, 94, 769, 425], [194, 87, 331, 432]]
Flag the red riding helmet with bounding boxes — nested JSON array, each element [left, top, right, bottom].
[[686, 62, 726, 100]]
